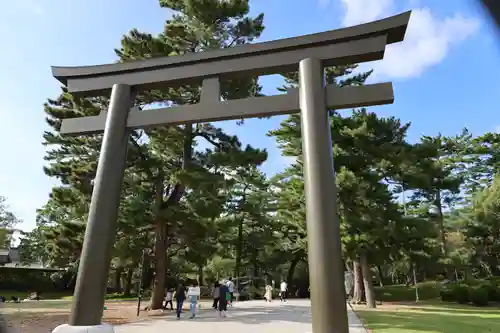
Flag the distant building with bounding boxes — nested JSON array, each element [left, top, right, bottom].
[[0, 247, 60, 271], [0, 248, 10, 265]]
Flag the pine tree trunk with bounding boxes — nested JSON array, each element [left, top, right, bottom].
[[413, 263, 420, 303], [149, 221, 167, 310], [435, 190, 447, 256], [148, 125, 193, 309], [124, 267, 133, 296], [353, 258, 365, 304], [359, 251, 376, 308], [197, 265, 204, 286], [287, 255, 300, 286], [252, 251, 260, 287], [235, 217, 243, 284], [376, 265, 385, 287], [114, 267, 124, 292], [435, 190, 454, 280]]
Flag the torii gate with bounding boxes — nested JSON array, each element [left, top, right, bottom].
[[51, 11, 411, 333]]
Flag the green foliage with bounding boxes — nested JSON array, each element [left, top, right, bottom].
[[468, 285, 489, 306], [440, 285, 455, 302], [439, 283, 469, 304], [0, 196, 21, 248], [375, 282, 441, 302], [478, 282, 499, 302], [0, 267, 56, 292], [453, 284, 470, 304]]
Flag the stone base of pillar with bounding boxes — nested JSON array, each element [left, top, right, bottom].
[[52, 324, 114, 333]]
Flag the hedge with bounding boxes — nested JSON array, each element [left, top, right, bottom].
[[374, 281, 442, 302], [469, 285, 489, 306], [439, 278, 500, 306], [0, 267, 58, 292]]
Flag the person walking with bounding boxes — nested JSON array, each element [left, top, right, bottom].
[[164, 287, 174, 310], [187, 281, 201, 319], [280, 280, 288, 303], [226, 277, 235, 306], [212, 282, 220, 310], [264, 284, 273, 302], [175, 283, 186, 320], [218, 281, 229, 317]]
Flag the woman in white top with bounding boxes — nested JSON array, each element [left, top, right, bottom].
[[264, 284, 273, 302]]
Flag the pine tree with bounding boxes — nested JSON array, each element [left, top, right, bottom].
[[0, 196, 20, 248], [269, 66, 412, 307], [110, 0, 266, 308]]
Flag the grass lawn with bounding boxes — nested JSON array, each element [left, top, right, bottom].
[[0, 290, 73, 300], [0, 290, 139, 302], [354, 302, 500, 333]]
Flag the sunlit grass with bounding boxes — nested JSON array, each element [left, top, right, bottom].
[[355, 302, 500, 333]]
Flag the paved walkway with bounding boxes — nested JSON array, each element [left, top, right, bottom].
[[115, 299, 367, 333]]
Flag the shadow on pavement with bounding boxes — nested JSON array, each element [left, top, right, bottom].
[[121, 300, 363, 329], [122, 302, 313, 327]]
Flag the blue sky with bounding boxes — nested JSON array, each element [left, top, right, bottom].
[[0, 0, 498, 232]]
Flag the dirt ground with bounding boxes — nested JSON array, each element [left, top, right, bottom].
[[1, 300, 213, 333]]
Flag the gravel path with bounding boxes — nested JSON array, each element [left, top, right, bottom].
[[116, 299, 367, 333]]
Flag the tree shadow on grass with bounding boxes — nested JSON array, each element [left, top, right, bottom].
[[357, 309, 500, 333], [403, 305, 500, 315]]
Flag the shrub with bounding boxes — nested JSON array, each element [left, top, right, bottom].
[[454, 284, 470, 304], [440, 283, 470, 303], [440, 285, 455, 302], [374, 281, 441, 302], [0, 267, 57, 292], [479, 282, 500, 302], [469, 285, 489, 307]]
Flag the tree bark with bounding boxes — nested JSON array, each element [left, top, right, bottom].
[[287, 254, 301, 286], [149, 124, 193, 309], [376, 265, 385, 287], [413, 263, 420, 303], [124, 267, 133, 296], [435, 190, 454, 279], [235, 217, 243, 284], [353, 258, 365, 304], [360, 251, 376, 308], [435, 190, 448, 256], [114, 267, 123, 292], [197, 265, 204, 286], [149, 221, 167, 309]]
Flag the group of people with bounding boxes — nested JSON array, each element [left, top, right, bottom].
[[264, 280, 288, 303], [163, 277, 235, 320], [164, 281, 201, 320], [210, 277, 235, 316], [163, 277, 290, 320]]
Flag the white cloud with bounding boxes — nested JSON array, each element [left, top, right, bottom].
[[340, 0, 481, 79], [340, 0, 393, 26]]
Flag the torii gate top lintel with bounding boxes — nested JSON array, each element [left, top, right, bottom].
[[51, 11, 411, 98]]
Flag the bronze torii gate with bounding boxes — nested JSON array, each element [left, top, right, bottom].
[[51, 11, 410, 333]]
